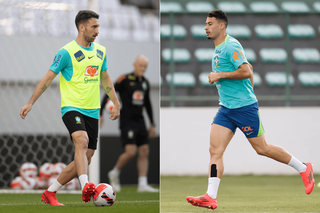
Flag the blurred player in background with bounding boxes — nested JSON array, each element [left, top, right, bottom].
[[20, 10, 120, 206], [186, 10, 314, 211], [100, 55, 158, 193]]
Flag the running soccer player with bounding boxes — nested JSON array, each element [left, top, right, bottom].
[[186, 10, 314, 211], [100, 55, 158, 193], [20, 10, 120, 206]]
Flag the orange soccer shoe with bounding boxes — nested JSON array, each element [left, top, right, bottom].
[[82, 182, 95, 203], [41, 190, 64, 206], [186, 193, 218, 210], [300, 162, 315, 195]]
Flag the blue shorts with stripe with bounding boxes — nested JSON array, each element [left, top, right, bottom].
[[212, 102, 264, 138]]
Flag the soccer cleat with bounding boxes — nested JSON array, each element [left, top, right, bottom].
[[41, 189, 65, 206], [137, 185, 159, 193], [186, 193, 218, 210], [300, 162, 315, 195], [82, 182, 95, 203], [108, 170, 121, 192]]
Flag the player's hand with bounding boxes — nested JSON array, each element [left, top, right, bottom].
[[109, 104, 120, 120], [149, 126, 156, 139], [99, 116, 104, 127], [20, 103, 32, 119], [208, 71, 219, 84]]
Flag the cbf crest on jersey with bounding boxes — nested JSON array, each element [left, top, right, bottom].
[[142, 81, 147, 90], [214, 55, 220, 69], [74, 50, 85, 62]]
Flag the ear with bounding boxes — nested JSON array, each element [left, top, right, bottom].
[[79, 23, 85, 32], [219, 22, 224, 30]]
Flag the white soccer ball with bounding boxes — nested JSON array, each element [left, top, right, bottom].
[[51, 162, 67, 176], [19, 162, 38, 178], [106, 99, 114, 113], [66, 178, 80, 190], [10, 176, 22, 190], [20, 177, 37, 190], [39, 163, 53, 179], [93, 183, 116, 207]]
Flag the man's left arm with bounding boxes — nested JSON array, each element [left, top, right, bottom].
[[100, 70, 120, 120], [144, 81, 156, 139]]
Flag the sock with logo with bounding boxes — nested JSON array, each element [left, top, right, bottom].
[[206, 164, 220, 199], [48, 179, 63, 192], [79, 174, 89, 190], [288, 155, 307, 173]]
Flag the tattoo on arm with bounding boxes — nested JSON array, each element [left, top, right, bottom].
[[105, 86, 112, 94], [41, 84, 48, 93]]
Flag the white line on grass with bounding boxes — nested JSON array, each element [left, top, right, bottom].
[[0, 200, 159, 206]]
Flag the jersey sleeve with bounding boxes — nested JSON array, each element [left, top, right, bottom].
[[227, 39, 248, 70], [49, 49, 70, 74], [101, 53, 108, 71]]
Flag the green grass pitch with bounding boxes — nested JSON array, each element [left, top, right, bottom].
[[161, 175, 320, 213], [0, 186, 159, 213]]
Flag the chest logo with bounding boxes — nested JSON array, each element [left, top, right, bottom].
[[74, 50, 85, 62], [214, 55, 220, 68], [132, 90, 144, 105], [97, 49, 103, 60], [84, 65, 99, 77], [142, 82, 147, 90]]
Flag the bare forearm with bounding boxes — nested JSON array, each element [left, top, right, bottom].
[[28, 75, 53, 105], [219, 67, 251, 80], [101, 73, 120, 106]]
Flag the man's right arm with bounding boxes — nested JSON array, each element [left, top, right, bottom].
[[20, 70, 57, 119], [20, 49, 68, 119]]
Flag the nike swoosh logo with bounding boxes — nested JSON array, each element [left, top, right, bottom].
[[88, 56, 94, 59], [246, 132, 253, 135]]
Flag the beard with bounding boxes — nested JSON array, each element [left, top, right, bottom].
[[83, 28, 97, 43], [84, 34, 96, 43]]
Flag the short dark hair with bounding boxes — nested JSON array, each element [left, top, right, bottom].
[[208, 10, 228, 28], [75, 10, 99, 30]]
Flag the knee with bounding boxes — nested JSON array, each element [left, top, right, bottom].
[[255, 144, 270, 156], [125, 147, 137, 158], [209, 145, 224, 159], [138, 146, 149, 158], [73, 134, 89, 150]]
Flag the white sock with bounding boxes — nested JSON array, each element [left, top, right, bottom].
[[288, 156, 307, 173], [48, 179, 62, 192], [79, 174, 89, 190], [138, 176, 148, 187], [206, 177, 220, 199], [111, 166, 120, 176]]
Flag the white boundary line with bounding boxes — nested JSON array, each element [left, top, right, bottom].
[[0, 189, 81, 194], [0, 200, 159, 206]]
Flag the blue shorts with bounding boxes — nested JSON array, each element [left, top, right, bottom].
[[212, 102, 265, 138]]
